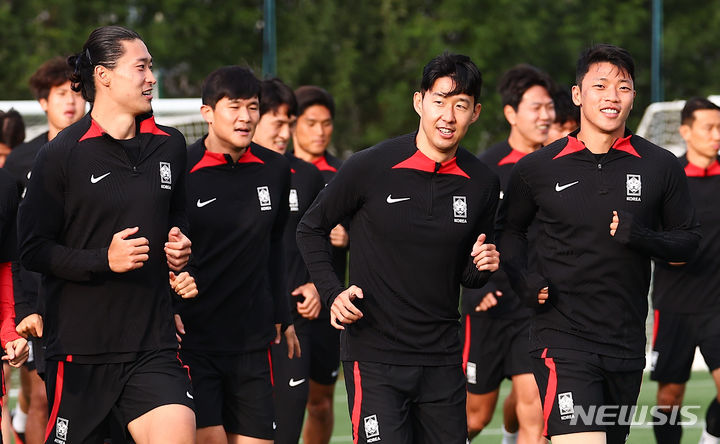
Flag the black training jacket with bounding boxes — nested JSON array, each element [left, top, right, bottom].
[[653, 155, 720, 314], [18, 113, 187, 362], [178, 138, 291, 353], [297, 132, 500, 366], [501, 129, 701, 361]]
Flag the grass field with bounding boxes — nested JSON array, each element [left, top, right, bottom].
[[322, 370, 714, 443]]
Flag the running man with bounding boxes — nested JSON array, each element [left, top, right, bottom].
[[297, 52, 500, 444], [501, 44, 701, 444], [650, 97, 720, 444]]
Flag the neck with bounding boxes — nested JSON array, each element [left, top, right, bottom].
[[507, 131, 542, 154], [686, 148, 716, 169], [293, 144, 322, 163], [90, 101, 137, 140], [415, 131, 457, 163], [205, 130, 246, 162], [576, 126, 625, 154], [47, 124, 61, 141]]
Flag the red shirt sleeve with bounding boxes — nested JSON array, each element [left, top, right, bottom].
[[0, 261, 21, 348]]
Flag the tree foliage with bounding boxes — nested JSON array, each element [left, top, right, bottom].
[[1, 0, 717, 154]]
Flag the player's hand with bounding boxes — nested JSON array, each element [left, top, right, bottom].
[[16, 313, 43, 338], [108, 226, 149, 273], [475, 290, 502, 312], [165, 227, 192, 271], [275, 324, 302, 359], [170, 271, 198, 299], [471, 234, 500, 272], [174, 314, 185, 346], [610, 210, 620, 236], [538, 286, 549, 305], [329, 224, 349, 248], [330, 285, 364, 330], [3, 338, 29, 367], [293, 283, 321, 320]]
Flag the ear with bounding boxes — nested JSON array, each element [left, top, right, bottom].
[[571, 85, 582, 106], [678, 124, 691, 143], [503, 104, 517, 126], [200, 104, 214, 125], [413, 91, 423, 117], [470, 102, 482, 124], [38, 98, 49, 113], [95, 65, 110, 88]]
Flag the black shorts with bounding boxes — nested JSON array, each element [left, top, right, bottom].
[[180, 348, 274, 439], [270, 331, 311, 444], [306, 317, 341, 385], [532, 348, 643, 444], [650, 309, 720, 383], [343, 361, 467, 444], [462, 314, 532, 394], [44, 349, 194, 444]]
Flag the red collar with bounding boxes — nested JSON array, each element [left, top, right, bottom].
[[79, 115, 169, 142], [498, 148, 527, 166], [392, 149, 469, 178], [685, 159, 720, 177], [312, 156, 338, 172], [553, 134, 640, 159], [190, 145, 264, 173]]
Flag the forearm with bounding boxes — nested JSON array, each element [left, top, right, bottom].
[[614, 210, 701, 262]]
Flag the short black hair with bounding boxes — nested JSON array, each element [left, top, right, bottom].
[[260, 78, 297, 117], [576, 44, 635, 86], [552, 86, 580, 125], [681, 97, 720, 126], [0, 109, 26, 149], [295, 86, 334, 119], [29, 57, 75, 100], [202, 66, 260, 108], [497, 64, 553, 110], [68, 26, 142, 102], [420, 52, 482, 104]]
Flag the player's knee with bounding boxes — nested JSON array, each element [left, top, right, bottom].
[[307, 396, 333, 420], [30, 382, 48, 408], [467, 410, 493, 435], [657, 389, 683, 407]]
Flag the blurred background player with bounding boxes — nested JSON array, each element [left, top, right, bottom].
[[462, 64, 553, 444], [3, 56, 86, 444], [290, 85, 344, 444], [650, 97, 720, 444], [253, 78, 327, 444], [547, 87, 580, 143], [177, 66, 298, 444], [0, 109, 25, 167]]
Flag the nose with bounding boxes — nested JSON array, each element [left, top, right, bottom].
[[279, 123, 290, 140], [147, 69, 157, 85], [606, 87, 620, 102], [712, 126, 720, 141], [539, 105, 552, 121], [442, 105, 456, 123]]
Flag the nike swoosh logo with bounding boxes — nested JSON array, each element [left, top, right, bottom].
[[289, 378, 306, 387], [196, 198, 217, 208], [90, 172, 111, 184], [386, 194, 411, 204], [555, 181, 579, 192], [186, 391, 194, 399]]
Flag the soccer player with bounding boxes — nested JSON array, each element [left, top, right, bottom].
[[177, 66, 299, 444], [4, 56, 86, 444], [18, 26, 195, 443], [501, 44, 701, 444], [0, 109, 25, 167], [462, 64, 554, 444], [297, 52, 501, 444], [547, 87, 580, 143], [253, 78, 327, 444], [290, 85, 345, 444], [650, 97, 720, 444]]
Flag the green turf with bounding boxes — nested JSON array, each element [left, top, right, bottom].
[[324, 370, 715, 443]]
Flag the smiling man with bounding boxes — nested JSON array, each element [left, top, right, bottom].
[[500, 44, 701, 444], [297, 52, 500, 444]]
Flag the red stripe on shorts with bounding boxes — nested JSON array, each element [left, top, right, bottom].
[[45, 361, 65, 442], [652, 309, 660, 347], [541, 348, 557, 438], [267, 347, 274, 386], [351, 362, 363, 444], [462, 314, 471, 374]]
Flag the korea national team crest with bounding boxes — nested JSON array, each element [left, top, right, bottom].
[[453, 195, 467, 223], [257, 186, 272, 211], [558, 392, 575, 420], [56, 417, 69, 442], [626, 174, 641, 201], [289, 189, 299, 212], [364, 414, 381, 442], [160, 161, 172, 190], [466, 362, 477, 385]]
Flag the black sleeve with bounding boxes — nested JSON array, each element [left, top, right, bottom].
[[498, 166, 548, 306], [272, 168, 292, 327], [297, 155, 365, 308], [11, 262, 33, 321], [18, 147, 111, 281], [460, 177, 500, 288], [613, 159, 701, 262]]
